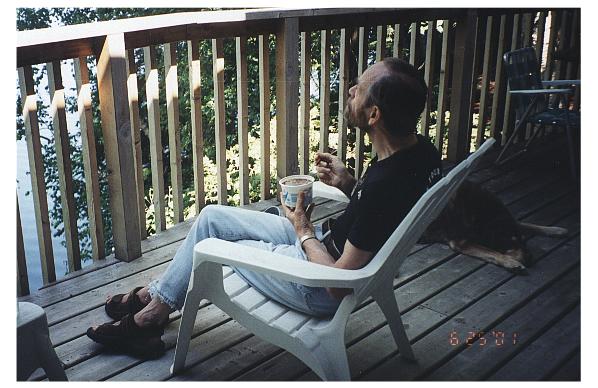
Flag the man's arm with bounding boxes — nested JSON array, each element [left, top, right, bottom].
[[282, 191, 374, 300], [301, 238, 373, 299]]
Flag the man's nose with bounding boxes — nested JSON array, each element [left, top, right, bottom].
[[348, 85, 356, 97]]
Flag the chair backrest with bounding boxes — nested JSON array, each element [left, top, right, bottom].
[[356, 138, 495, 299], [503, 47, 544, 117]]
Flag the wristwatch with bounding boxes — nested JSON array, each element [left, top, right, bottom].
[[300, 234, 317, 248]]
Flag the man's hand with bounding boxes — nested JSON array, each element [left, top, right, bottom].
[[315, 152, 356, 197], [280, 191, 315, 237]]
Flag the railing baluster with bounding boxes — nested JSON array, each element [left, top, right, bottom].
[[236, 36, 250, 205], [18, 66, 56, 284], [469, 17, 485, 149], [354, 26, 368, 179], [164, 43, 184, 222], [490, 14, 512, 143], [299, 31, 311, 175], [446, 11, 477, 162], [17, 195, 29, 296], [436, 20, 453, 154], [97, 33, 141, 261], [556, 10, 570, 82], [409, 22, 418, 66], [544, 10, 559, 81], [422, 20, 437, 138], [522, 13, 533, 47], [46, 60, 81, 272], [521, 13, 534, 141], [535, 12, 547, 68], [376, 25, 387, 62], [319, 29, 331, 153], [258, 34, 271, 200], [337, 28, 350, 164], [74, 57, 106, 259], [565, 10, 579, 80], [143, 45, 166, 232], [501, 13, 520, 145], [187, 40, 205, 214], [392, 23, 401, 58], [212, 38, 228, 205], [476, 16, 496, 149], [275, 18, 300, 179], [124, 51, 146, 240]]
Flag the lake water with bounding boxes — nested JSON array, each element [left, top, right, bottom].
[[17, 139, 90, 292]]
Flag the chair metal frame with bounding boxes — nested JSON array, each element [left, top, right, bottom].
[[495, 47, 579, 178]]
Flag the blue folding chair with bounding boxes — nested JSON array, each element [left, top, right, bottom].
[[496, 47, 580, 178]]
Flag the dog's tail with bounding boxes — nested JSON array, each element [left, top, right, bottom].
[[518, 222, 568, 237]]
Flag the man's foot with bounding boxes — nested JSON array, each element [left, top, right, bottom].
[[105, 286, 151, 320], [87, 314, 166, 359]]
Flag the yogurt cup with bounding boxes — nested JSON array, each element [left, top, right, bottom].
[[279, 175, 315, 208]]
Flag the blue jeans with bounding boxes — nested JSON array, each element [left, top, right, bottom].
[[148, 205, 341, 317]]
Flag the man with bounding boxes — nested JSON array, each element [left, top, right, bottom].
[[86, 57, 442, 359]]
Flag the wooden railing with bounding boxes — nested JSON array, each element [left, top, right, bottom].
[[16, 8, 580, 295]]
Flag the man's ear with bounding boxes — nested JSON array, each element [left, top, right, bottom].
[[368, 105, 381, 127]]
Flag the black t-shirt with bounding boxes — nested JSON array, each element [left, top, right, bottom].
[[331, 134, 442, 254]]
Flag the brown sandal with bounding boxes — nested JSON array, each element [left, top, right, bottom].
[[105, 286, 147, 320], [86, 314, 165, 359]]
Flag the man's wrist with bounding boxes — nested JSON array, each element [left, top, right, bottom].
[[341, 174, 357, 196]]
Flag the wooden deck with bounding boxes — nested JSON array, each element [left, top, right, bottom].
[[20, 138, 580, 381]]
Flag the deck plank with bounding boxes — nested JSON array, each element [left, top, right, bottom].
[[546, 347, 581, 381], [423, 268, 580, 380], [488, 305, 581, 381]]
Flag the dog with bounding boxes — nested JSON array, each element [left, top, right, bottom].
[[419, 180, 568, 273]]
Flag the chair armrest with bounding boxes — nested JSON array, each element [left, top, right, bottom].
[[509, 88, 572, 95], [542, 80, 580, 87], [313, 181, 350, 203], [193, 238, 371, 289]]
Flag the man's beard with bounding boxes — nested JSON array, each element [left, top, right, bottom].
[[344, 103, 371, 133]]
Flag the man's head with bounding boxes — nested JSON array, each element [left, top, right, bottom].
[[345, 57, 428, 136]]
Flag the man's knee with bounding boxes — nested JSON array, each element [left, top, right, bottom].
[[195, 204, 229, 224]]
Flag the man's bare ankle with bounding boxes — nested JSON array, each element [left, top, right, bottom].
[[136, 287, 152, 305]]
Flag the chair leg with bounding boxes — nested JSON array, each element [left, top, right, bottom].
[[170, 274, 203, 375], [37, 331, 67, 381], [310, 334, 351, 381], [495, 118, 528, 166], [373, 289, 416, 362]]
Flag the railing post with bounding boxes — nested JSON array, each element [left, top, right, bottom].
[[96, 33, 141, 262], [275, 18, 300, 180], [446, 10, 478, 162]]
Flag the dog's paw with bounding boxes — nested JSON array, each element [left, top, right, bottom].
[[547, 226, 569, 237]]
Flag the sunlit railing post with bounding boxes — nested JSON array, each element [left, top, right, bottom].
[[96, 33, 141, 262]]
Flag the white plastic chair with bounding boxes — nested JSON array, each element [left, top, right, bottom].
[[17, 302, 67, 381], [171, 139, 495, 381]]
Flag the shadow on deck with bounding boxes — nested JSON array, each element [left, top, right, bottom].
[[19, 137, 580, 381]]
